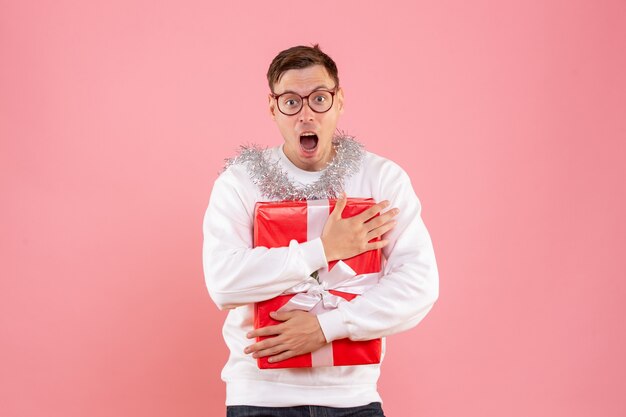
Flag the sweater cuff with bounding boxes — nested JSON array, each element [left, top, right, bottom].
[[298, 237, 328, 273], [316, 308, 350, 343]]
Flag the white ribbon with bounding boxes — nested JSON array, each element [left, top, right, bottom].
[[277, 260, 379, 314]]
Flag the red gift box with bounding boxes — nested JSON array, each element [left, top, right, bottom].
[[253, 198, 383, 369]]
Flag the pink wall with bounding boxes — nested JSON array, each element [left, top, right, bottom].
[[2, 1, 625, 416]]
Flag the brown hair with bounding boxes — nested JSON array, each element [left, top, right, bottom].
[[266, 44, 339, 93]]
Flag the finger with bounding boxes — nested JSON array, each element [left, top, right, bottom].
[[252, 344, 288, 359], [364, 239, 390, 251], [269, 310, 294, 321], [366, 220, 397, 241], [364, 208, 399, 230], [244, 340, 267, 354], [244, 335, 283, 354], [268, 350, 296, 364], [331, 192, 348, 219], [247, 324, 282, 338], [356, 200, 390, 222]]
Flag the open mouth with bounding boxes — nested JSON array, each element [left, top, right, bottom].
[[299, 133, 319, 152]]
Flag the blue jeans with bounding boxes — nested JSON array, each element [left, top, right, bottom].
[[226, 402, 385, 417]]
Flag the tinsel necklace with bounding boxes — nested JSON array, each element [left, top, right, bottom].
[[224, 132, 364, 201]]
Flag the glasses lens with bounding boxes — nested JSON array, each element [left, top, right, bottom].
[[308, 90, 333, 113], [278, 93, 302, 115]]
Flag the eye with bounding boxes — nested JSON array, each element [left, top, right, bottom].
[[282, 96, 301, 108], [313, 94, 327, 103]]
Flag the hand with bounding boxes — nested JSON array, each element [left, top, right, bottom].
[[244, 310, 327, 363], [321, 193, 400, 262]]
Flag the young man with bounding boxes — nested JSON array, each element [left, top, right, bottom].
[[203, 44, 439, 417]]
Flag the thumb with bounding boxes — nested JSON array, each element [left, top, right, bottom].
[[332, 192, 348, 218], [269, 310, 293, 321]]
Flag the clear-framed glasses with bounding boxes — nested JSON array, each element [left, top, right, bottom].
[[271, 87, 338, 116]]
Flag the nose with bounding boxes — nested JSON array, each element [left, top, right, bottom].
[[298, 99, 315, 121]]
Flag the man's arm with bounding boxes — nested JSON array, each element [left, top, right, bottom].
[[203, 166, 328, 309], [318, 166, 439, 342]]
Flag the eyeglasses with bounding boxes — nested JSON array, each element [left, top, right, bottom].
[[270, 87, 338, 116]]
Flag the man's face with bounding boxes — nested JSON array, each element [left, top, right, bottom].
[[269, 64, 344, 172]]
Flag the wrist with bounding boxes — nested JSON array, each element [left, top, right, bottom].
[[320, 237, 337, 262], [314, 316, 329, 344]]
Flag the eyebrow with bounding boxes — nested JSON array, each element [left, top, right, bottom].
[[276, 85, 333, 95]]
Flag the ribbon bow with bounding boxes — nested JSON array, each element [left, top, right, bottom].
[[278, 261, 379, 314]]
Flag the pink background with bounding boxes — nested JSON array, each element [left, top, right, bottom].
[[2, 1, 625, 416]]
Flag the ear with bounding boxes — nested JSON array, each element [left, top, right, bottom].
[[268, 94, 276, 120], [337, 87, 345, 113]]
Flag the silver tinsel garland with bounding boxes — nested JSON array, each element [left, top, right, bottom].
[[223, 133, 365, 200]]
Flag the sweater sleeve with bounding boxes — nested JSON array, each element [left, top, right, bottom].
[[316, 162, 439, 342], [202, 166, 328, 310]]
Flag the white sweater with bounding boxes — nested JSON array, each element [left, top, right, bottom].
[[202, 143, 439, 407]]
